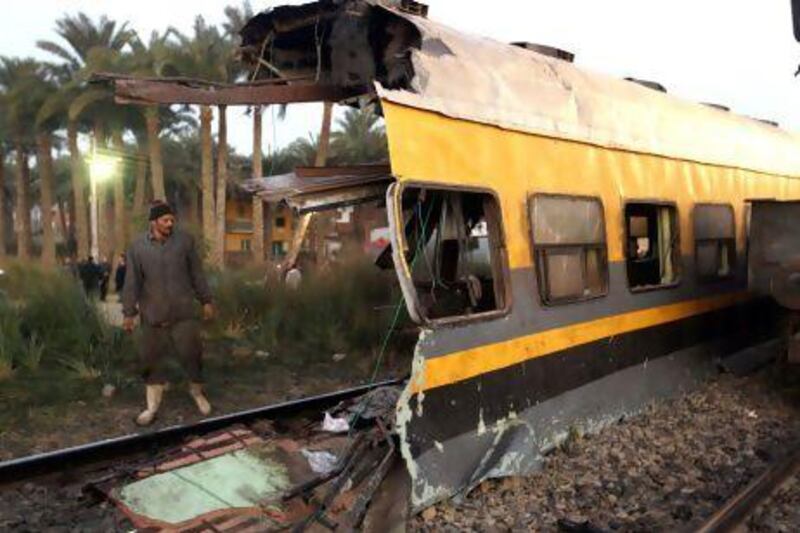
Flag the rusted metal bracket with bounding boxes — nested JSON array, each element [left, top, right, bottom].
[[91, 73, 369, 106]]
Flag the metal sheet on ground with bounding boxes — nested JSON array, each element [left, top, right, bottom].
[[118, 449, 290, 524]]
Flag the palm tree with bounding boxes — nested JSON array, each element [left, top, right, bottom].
[[0, 100, 7, 260], [38, 13, 136, 260], [170, 16, 238, 267], [330, 106, 388, 164], [0, 58, 51, 261], [224, 2, 265, 263]]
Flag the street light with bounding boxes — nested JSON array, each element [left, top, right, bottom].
[[88, 153, 119, 260]]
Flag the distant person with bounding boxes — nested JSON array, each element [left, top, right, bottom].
[[98, 256, 112, 301], [114, 253, 127, 294], [79, 256, 100, 298], [285, 262, 303, 290], [122, 200, 215, 427]]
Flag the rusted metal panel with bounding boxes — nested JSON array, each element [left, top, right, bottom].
[[242, 165, 392, 213], [92, 73, 368, 106]]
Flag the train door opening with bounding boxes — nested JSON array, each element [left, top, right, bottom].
[[625, 202, 680, 290]]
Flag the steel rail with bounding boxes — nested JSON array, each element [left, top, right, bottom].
[[0, 377, 403, 484], [694, 445, 800, 533]]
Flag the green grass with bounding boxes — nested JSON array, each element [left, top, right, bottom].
[[209, 256, 416, 370], [0, 262, 135, 384]]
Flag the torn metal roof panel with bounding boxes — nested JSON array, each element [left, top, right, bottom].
[[91, 73, 368, 106], [243, 164, 393, 212]]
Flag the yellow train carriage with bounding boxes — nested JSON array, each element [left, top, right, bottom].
[[239, 0, 800, 509]]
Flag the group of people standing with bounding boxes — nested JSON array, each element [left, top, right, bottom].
[[67, 254, 127, 301]]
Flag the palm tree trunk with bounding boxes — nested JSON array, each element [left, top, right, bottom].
[[36, 133, 57, 268], [94, 123, 112, 261], [0, 147, 6, 260], [68, 121, 89, 260], [57, 196, 69, 248], [213, 105, 228, 269], [111, 130, 127, 261], [200, 105, 215, 253], [315, 102, 334, 167], [14, 142, 32, 260], [145, 106, 166, 200], [251, 106, 265, 264], [132, 142, 147, 220], [286, 102, 333, 268]]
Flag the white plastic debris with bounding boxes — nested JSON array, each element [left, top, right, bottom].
[[332, 353, 347, 362], [301, 449, 338, 474], [322, 412, 350, 433]]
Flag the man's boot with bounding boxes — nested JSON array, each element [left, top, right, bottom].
[[136, 384, 164, 426], [189, 383, 212, 416]]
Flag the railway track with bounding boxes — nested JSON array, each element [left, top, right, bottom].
[[695, 445, 800, 533], [0, 377, 403, 485]]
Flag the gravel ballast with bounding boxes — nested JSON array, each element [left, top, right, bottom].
[[411, 369, 800, 532]]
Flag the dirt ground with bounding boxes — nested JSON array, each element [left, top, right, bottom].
[[411, 367, 800, 532], [0, 343, 408, 462]]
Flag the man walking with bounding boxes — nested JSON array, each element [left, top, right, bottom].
[[122, 200, 215, 426]]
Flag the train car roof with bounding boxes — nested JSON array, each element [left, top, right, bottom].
[[241, 1, 800, 178], [375, 6, 800, 178]]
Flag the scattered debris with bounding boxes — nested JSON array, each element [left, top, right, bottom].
[[75, 385, 406, 531], [101, 384, 116, 398], [302, 449, 339, 475], [323, 412, 350, 433], [332, 352, 347, 362]]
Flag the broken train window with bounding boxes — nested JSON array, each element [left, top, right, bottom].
[[694, 204, 736, 281], [625, 202, 680, 290], [393, 186, 508, 322], [530, 194, 609, 304]]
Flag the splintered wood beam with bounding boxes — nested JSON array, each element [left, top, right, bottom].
[[108, 78, 368, 106]]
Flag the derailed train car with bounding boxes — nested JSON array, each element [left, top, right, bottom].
[[240, 1, 800, 509]]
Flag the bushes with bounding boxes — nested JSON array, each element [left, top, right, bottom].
[[211, 257, 415, 367], [0, 263, 133, 382]]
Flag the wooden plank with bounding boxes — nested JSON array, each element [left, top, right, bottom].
[[110, 78, 368, 106]]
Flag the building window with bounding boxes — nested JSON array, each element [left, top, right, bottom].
[[625, 202, 680, 290], [236, 202, 247, 218], [694, 204, 735, 281], [530, 194, 608, 304], [275, 217, 286, 228], [393, 186, 508, 322], [272, 240, 287, 257], [241, 239, 252, 252]]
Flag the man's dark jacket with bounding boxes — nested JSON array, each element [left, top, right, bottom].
[[122, 230, 212, 325]]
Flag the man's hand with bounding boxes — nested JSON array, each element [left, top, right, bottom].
[[123, 316, 136, 334], [202, 303, 215, 322]]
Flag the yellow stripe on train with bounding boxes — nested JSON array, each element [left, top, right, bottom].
[[412, 292, 749, 393]]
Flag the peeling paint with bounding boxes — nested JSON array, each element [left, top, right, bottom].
[[476, 409, 487, 436], [396, 329, 449, 507]]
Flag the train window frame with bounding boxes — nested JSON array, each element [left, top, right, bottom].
[[693, 203, 736, 282], [528, 193, 610, 306], [623, 199, 682, 293], [386, 181, 512, 327]]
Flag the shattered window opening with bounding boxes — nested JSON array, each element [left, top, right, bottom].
[[694, 204, 736, 281], [625, 202, 681, 291], [530, 194, 609, 305], [395, 186, 507, 322]]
